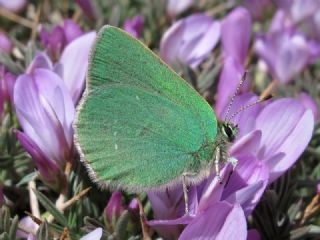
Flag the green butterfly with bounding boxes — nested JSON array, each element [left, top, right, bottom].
[[74, 26, 238, 212]]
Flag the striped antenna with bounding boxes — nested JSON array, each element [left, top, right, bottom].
[[227, 94, 273, 122], [224, 71, 248, 121]]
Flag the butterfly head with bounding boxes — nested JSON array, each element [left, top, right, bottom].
[[220, 122, 238, 143]]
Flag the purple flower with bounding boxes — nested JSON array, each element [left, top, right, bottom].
[[214, 57, 248, 118], [124, 15, 144, 39], [1, 68, 16, 104], [76, 0, 98, 20], [29, 31, 96, 104], [104, 191, 125, 225], [14, 69, 75, 183], [247, 229, 261, 240], [297, 93, 319, 121], [39, 19, 84, 61], [148, 164, 254, 239], [179, 202, 247, 240], [225, 95, 314, 183], [16, 217, 38, 239], [221, 7, 252, 64], [166, 0, 193, 18], [80, 228, 103, 240], [63, 20, 83, 43], [243, 0, 272, 20], [255, 30, 311, 84], [277, 0, 320, 23], [160, 14, 220, 69], [58, 32, 96, 103], [0, 0, 27, 13], [0, 32, 13, 54], [317, 183, 320, 194], [148, 95, 314, 238]]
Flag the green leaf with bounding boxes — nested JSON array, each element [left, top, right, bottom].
[[0, 232, 9, 240], [0, 206, 10, 233], [36, 221, 49, 240], [115, 210, 129, 240], [33, 190, 68, 226], [8, 216, 18, 240], [16, 172, 37, 186]]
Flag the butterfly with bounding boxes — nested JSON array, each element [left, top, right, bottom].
[[74, 26, 244, 213]]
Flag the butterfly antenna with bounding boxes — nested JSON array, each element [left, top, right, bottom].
[[227, 94, 273, 121], [224, 71, 248, 121]]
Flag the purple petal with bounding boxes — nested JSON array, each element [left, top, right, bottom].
[[247, 229, 261, 240], [148, 185, 185, 220], [160, 19, 184, 66], [255, 99, 314, 182], [16, 217, 38, 238], [124, 15, 144, 38], [167, 0, 193, 18], [269, 10, 288, 33], [14, 69, 75, 167], [215, 204, 247, 240], [0, 32, 13, 54], [26, 52, 53, 74], [179, 202, 247, 240], [317, 183, 320, 194], [198, 164, 233, 212], [0, 0, 27, 12], [15, 130, 60, 182], [160, 14, 219, 68], [2, 72, 16, 103], [148, 214, 194, 226], [63, 19, 83, 44], [222, 155, 269, 215], [215, 58, 247, 118], [147, 184, 198, 239], [39, 26, 50, 47], [76, 0, 98, 20], [230, 130, 262, 157], [104, 191, 125, 224], [80, 228, 103, 240], [187, 21, 220, 68], [221, 7, 252, 64], [243, 0, 272, 20], [297, 92, 319, 121], [49, 26, 66, 59], [287, 0, 320, 23], [255, 31, 310, 83], [59, 31, 96, 104]]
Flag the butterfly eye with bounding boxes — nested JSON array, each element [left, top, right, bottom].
[[222, 124, 236, 142]]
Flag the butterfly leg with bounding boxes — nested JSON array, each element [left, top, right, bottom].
[[182, 174, 189, 215], [215, 147, 222, 183]]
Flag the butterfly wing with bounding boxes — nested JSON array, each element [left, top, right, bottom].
[[75, 26, 217, 190]]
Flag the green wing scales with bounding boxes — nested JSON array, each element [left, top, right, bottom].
[[74, 26, 218, 190]]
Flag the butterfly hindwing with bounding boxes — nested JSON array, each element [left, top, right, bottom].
[[75, 26, 218, 190]]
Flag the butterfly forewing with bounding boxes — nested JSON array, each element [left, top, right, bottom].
[[75, 26, 218, 190]]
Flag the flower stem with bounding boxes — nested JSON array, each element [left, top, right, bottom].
[[28, 176, 40, 218], [300, 193, 320, 225], [0, 7, 34, 28], [138, 199, 151, 240], [260, 81, 276, 100]]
